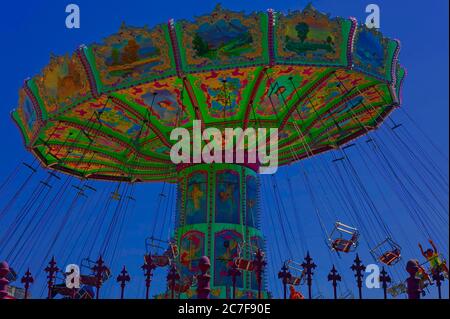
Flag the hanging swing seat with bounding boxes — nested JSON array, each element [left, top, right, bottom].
[[52, 284, 94, 299], [285, 260, 306, 286], [75, 286, 95, 299], [50, 273, 75, 298], [144, 253, 170, 268], [51, 284, 78, 298], [370, 238, 402, 266], [80, 258, 111, 286], [144, 236, 179, 267], [233, 242, 259, 272], [234, 258, 255, 271], [328, 222, 359, 253]]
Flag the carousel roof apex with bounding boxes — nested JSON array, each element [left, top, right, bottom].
[[213, 3, 223, 13]]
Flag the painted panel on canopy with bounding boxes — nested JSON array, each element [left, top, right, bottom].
[[140, 137, 172, 159], [393, 64, 406, 105], [38, 145, 176, 181], [312, 123, 363, 148], [177, 7, 267, 72], [190, 67, 257, 121], [214, 230, 243, 287], [179, 230, 206, 279], [117, 77, 192, 129], [185, 171, 208, 225], [277, 124, 303, 148], [63, 157, 111, 173], [42, 133, 128, 162], [215, 170, 240, 224], [33, 53, 91, 114], [352, 26, 399, 83], [295, 69, 377, 128], [88, 23, 175, 92], [253, 65, 329, 118], [36, 122, 89, 147], [274, 6, 351, 66], [308, 102, 389, 145], [307, 82, 391, 133], [62, 150, 128, 169], [16, 88, 39, 139], [60, 148, 167, 172], [62, 96, 149, 141], [85, 169, 130, 179]]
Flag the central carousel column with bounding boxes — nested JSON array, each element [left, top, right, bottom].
[[175, 162, 265, 299]]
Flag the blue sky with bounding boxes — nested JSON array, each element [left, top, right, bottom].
[[0, 0, 448, 299]]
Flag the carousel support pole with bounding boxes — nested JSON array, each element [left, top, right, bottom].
[[0, 261, 14, 299], [277, 262, 292, 300], [350, 254, 365, 299], [197, 256, 211, 299], [301, 252, 316, 299], [116, 266, 130, 300], [92, 256, 108, 300], [406, 259, 421, 299], [227, 263, 241, 299], [44, 257, 59, 299], [379, 267, 391, 300], [167, 263, 180, 299], [142, 254, 157, 300], [21, 268, 34, 300], [431, 268, 444, 299], [253, 249, 266, 299], [327, 265, 341, 300]]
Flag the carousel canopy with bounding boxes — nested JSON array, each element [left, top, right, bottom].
[[12, 4, 405, 182]]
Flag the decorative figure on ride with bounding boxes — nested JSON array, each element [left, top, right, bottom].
[[370, 238, 402, 266], [406, 259, 422, 299], [145, 237, 179, 268], [419, 239, 449, 277], [379, 248, 401, 266], [329, 222, 359, 254]]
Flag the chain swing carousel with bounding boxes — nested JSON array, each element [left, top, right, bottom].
[[2, 4, 447, 299]]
